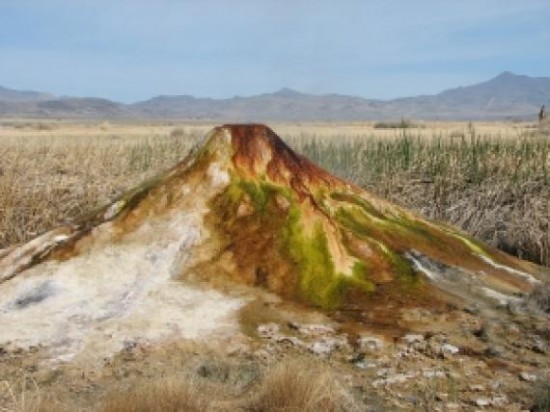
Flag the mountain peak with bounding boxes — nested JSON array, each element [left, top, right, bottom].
[[491, 71, 531, 83], [495, 71, 517, 79], [272, 87, 303, 97]]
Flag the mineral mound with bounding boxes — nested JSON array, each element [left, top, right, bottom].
[[0, 124, 547, 361]]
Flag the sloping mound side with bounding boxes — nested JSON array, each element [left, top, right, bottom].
[[199, 125, 545, 311]]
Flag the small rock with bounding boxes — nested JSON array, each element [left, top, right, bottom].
[[257, 323, 280, 338], [354, 360, 377, 370], [403, 334, 424, 344], [531, 338, 547, 354], [372, 372, 418, 387], [423, 370, 445, 378], [519, 371, 537, 382], [309, 341, 334, 356], [308, 336, 347, 356], [469, 384, 485, 392], [275, 336, 305, 347], [296, 323, 335, 336], [490, 395, 508, 406], [475, 397, 491, 407], [358, 336, 384, 352], [441, 343, 459, 355]]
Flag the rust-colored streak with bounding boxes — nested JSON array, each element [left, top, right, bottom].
[[226, 124, 342, 191]]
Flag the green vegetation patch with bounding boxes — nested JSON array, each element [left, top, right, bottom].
[[335, 207, 418, 282], [443, 229, 490, 258], [330, 192, 385, 220], [383, 247, 417, 281], [219, 176, 293, 213], [335, 202, 451, 254], [281, 205, 374, 309], [234, 179, 293, 213]]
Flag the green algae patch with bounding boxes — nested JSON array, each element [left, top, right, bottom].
[[225, 179, 245, 206], [349, 261, 376, 292], [330, 192, 386, 220], [335, 203, 411, 242], [335, 207, 420, 283], [282, 206, 336, 308], [335, 206, 377, 238], [383, 248, 418, 281], [237, 180, 293, 213], [443, 228, 490, 258], [281, 205, 374, 309], [336, 204, 451, 255]]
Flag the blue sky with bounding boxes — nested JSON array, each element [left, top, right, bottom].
[[0, 0, 548, 102]]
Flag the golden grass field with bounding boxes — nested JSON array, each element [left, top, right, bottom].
[[0, 119, 548, 266]]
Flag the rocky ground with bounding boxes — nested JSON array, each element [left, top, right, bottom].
[[0, 290, 548, 411]]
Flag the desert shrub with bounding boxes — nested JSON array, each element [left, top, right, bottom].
[[248, 359, 357, 412], [101, 377, 207, 412]]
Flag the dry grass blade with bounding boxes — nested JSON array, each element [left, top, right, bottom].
[[0, 376, 63, 412], [248, 359, 357, 412], [101, 377, 208, 412]]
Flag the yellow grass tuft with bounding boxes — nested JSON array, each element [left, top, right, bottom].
[[248, 359, 357, 412], [101, 377, 208, 412]]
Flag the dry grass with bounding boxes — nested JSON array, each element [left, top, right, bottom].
[[101, 377, 208, 412], [0, 127, 203, 248], [101, 357, 357, 412], [102, 359, 354, 412], [2, 356, 360, 412], [0, 120, 548, 266], [0, 376, 66, 412], [248, 359, 355, 412]]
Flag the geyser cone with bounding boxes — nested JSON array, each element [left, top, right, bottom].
[[200, 125, 546, 309], [0, 125, 547, 354]]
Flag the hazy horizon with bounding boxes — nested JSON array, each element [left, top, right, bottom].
[[1, 0, 549, 103]]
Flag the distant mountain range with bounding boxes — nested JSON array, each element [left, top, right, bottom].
[[1, 72, 549, 120]]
